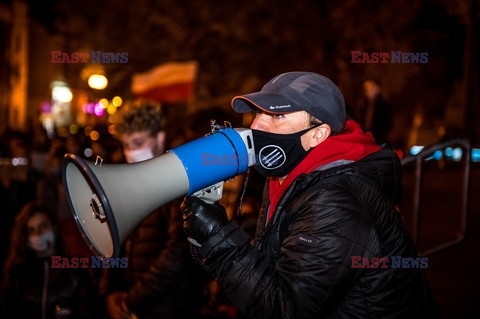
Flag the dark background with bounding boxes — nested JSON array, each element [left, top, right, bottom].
[[23, 0, 480, 151]]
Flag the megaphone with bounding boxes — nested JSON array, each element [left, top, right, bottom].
[[62, 127, 255, 258]]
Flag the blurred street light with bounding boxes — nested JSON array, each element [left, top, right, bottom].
[[112, 96, 122, 106], [51, 82, 73, 102], [88, 74, 108, 90]]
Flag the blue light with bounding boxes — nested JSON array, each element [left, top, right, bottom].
[[408, 145, 480, 162], [452, 148, 463, 161], [433, 150, 443, 160], [444, 147, 453, 158], [410, 145, 424, 155], [472, 148, 480, 162], [425, 149, 443, 161]]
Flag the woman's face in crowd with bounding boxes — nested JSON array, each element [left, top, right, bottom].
[[27, 212, 53, 237]]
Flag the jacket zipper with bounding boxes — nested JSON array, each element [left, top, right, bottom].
[[257, 180, 299, 250]]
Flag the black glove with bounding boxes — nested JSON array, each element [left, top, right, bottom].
[[181, 196, 229, 248]]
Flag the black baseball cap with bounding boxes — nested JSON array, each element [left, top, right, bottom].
[[232, 72, 346, 133]]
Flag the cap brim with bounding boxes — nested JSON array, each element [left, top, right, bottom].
[[231, 92, 299, 114]]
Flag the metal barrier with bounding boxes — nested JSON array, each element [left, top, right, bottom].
[[401, 139, 471, 256]]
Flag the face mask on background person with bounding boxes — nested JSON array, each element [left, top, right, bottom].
[[252, 125, 318, 177], [28, 230, 55, 255], [124, 146, 155, 163]]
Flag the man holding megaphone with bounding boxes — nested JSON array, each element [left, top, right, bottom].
[[181, 72, 440, 318]]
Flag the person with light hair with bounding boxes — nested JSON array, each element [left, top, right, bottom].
[[100, 100, 206, 319]]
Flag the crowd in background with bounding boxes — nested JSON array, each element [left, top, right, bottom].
[[0, 104, 264, 319]]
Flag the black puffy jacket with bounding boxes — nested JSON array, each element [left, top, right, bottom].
[[199, 147, 440, 318]]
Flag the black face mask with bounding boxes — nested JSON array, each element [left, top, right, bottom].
[[252, 126, 317, 177]]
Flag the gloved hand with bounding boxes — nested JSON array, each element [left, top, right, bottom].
[[181, 196, 229, 248]]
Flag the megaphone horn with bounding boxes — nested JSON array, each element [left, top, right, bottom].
[[62, 127, 255, 258]]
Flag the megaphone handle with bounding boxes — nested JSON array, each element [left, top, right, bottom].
[[192, 181, 224, 204]]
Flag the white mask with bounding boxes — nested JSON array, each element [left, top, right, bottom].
[[28, 230, 55, 254], [124, 147, 154, 163]]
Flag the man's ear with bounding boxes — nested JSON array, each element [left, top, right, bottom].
[[155, 131, 166, 154], [307, 124, 331, 148]]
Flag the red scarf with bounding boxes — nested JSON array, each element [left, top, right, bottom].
[[266, 119, 381, 224]]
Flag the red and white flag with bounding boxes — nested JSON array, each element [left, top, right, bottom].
[[131, 61, 198, 103]]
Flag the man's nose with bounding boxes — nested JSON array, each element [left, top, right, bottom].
[[250, 113, 269, 131]]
